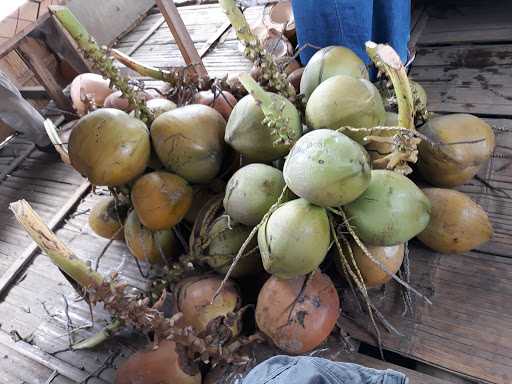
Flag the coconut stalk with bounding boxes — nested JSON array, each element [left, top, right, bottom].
[[364, 41, 418, 174], [9, 200, 259, 364], [49, 6, 153, 123], [238, 73, 296, 146], [218, 0, 295, 99], [110, 49, 202, 89]]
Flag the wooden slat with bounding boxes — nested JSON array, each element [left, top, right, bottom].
[[0, 331, 108, 384], [125, 16, 166, 56], [342, 248, 512, 384], [419, 2, 512, 45], [0, 13, 51, 58], [154, 0, 208, 77], [410, 44, 512, 116], [16, 37, 72, 111], [319, 348, 451, 384], [0, 181, 90, 298]]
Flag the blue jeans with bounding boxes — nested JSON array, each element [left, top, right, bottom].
[[292, 0, 411, 65], [243, 355, 408, 384]]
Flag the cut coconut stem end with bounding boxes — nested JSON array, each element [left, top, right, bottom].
[[9, 200, 104, 288], [238, 73, 295, 145], [50, 6, 153, 123]]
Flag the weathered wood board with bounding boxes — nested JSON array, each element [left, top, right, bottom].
[[419, 1, 512, 45], [342, 247, 512, 384]]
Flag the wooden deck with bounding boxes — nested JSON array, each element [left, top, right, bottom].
[[0, 1, 511, 383]]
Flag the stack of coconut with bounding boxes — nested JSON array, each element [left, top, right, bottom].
[[58, 38, 494, 383]]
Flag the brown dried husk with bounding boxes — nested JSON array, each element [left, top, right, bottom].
[[418, 188, 493, 253], [124, 210, 178, 264], [115, 340, 201, 384], [255, 271, 340, 354], [417, 114, 496, 187], [88, 196, 128, 240]]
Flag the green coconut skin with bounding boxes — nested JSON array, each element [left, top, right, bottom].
[[224, 163, 287, 226], [225, 94, 302, 162], [69, 108, 150, 187], [344, 170, 431, 246], [305, 75, 386, 143], [410, 80, 428, 112], [283, 129, 371, 207], [258, 198, 330, 279], [300, 46, 369, 101], [207, 216, 262, 277], [151, 104, 226, 184]]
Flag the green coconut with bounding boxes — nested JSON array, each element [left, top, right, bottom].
[[206, 216, 262, 277], [283, 129, 371, 207], [300, 46, 369, 101], [224, 164, 287, 226], [69, 108, 150, 186], [258, 198, 330, 279], [225, 94, 302, 162], [146, 98, 177, 118], [151, 104, 226, 183], [343, 170, 431, 246], [305, 75, 386, 143]]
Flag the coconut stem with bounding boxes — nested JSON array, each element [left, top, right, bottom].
[[49, 6, 153, 123], [9, 200, 104, 288], [218, 0, 295, 99], [111, 49, 201, 88], [9, 199, 258, 365], [329, 207, 432, 305], [365, 42, 414, 130], [43, 119, 70, 165], [72, 319, 122, 350], [212, 186, 289, 303], [238, 73, 296, 146]]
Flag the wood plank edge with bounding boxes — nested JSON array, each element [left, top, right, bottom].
[[0, 331, 109, 383], [0, 180, 91, 298]]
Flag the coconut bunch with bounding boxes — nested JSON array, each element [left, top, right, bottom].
[[25, 5, 497, 384]]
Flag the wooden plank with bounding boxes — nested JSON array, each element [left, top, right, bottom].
[[19, 85, 47, 99], [16, 37, 72, 111], [0, 180, 90, 298], [154, 0, 208, 77], [419, 2, 512, 45], [0, 144, 35, 183], [318, 348, 452, 384], [0, 331, 109, 384], [410, 43, 512, 116], [199, 20, 232, 58], [125, 16, 166, 56], [341, 248, 512, 384], [0, 13, 51, 58]]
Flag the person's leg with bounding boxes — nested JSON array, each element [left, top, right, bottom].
[[0, 71, 51, 149], [292, 0, 374, 65], [372, 0, 411, 63]]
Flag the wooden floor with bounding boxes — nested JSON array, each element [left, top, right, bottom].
[[0, 1, 511, 383]]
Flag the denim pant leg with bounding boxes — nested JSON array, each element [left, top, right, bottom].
[[292, 0, 410, 65], [292, 0, 373, 64]]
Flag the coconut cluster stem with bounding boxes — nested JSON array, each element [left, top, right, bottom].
[[365, 42, 414, 130], [239, 74, 295, 146], [72, 320, 122, 350], [111, 49, 202, 88], [49, 6, 153, 123], [9, 200, 257, 365], [10, 200, 104, 288], [218, 0, 295, 99]]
